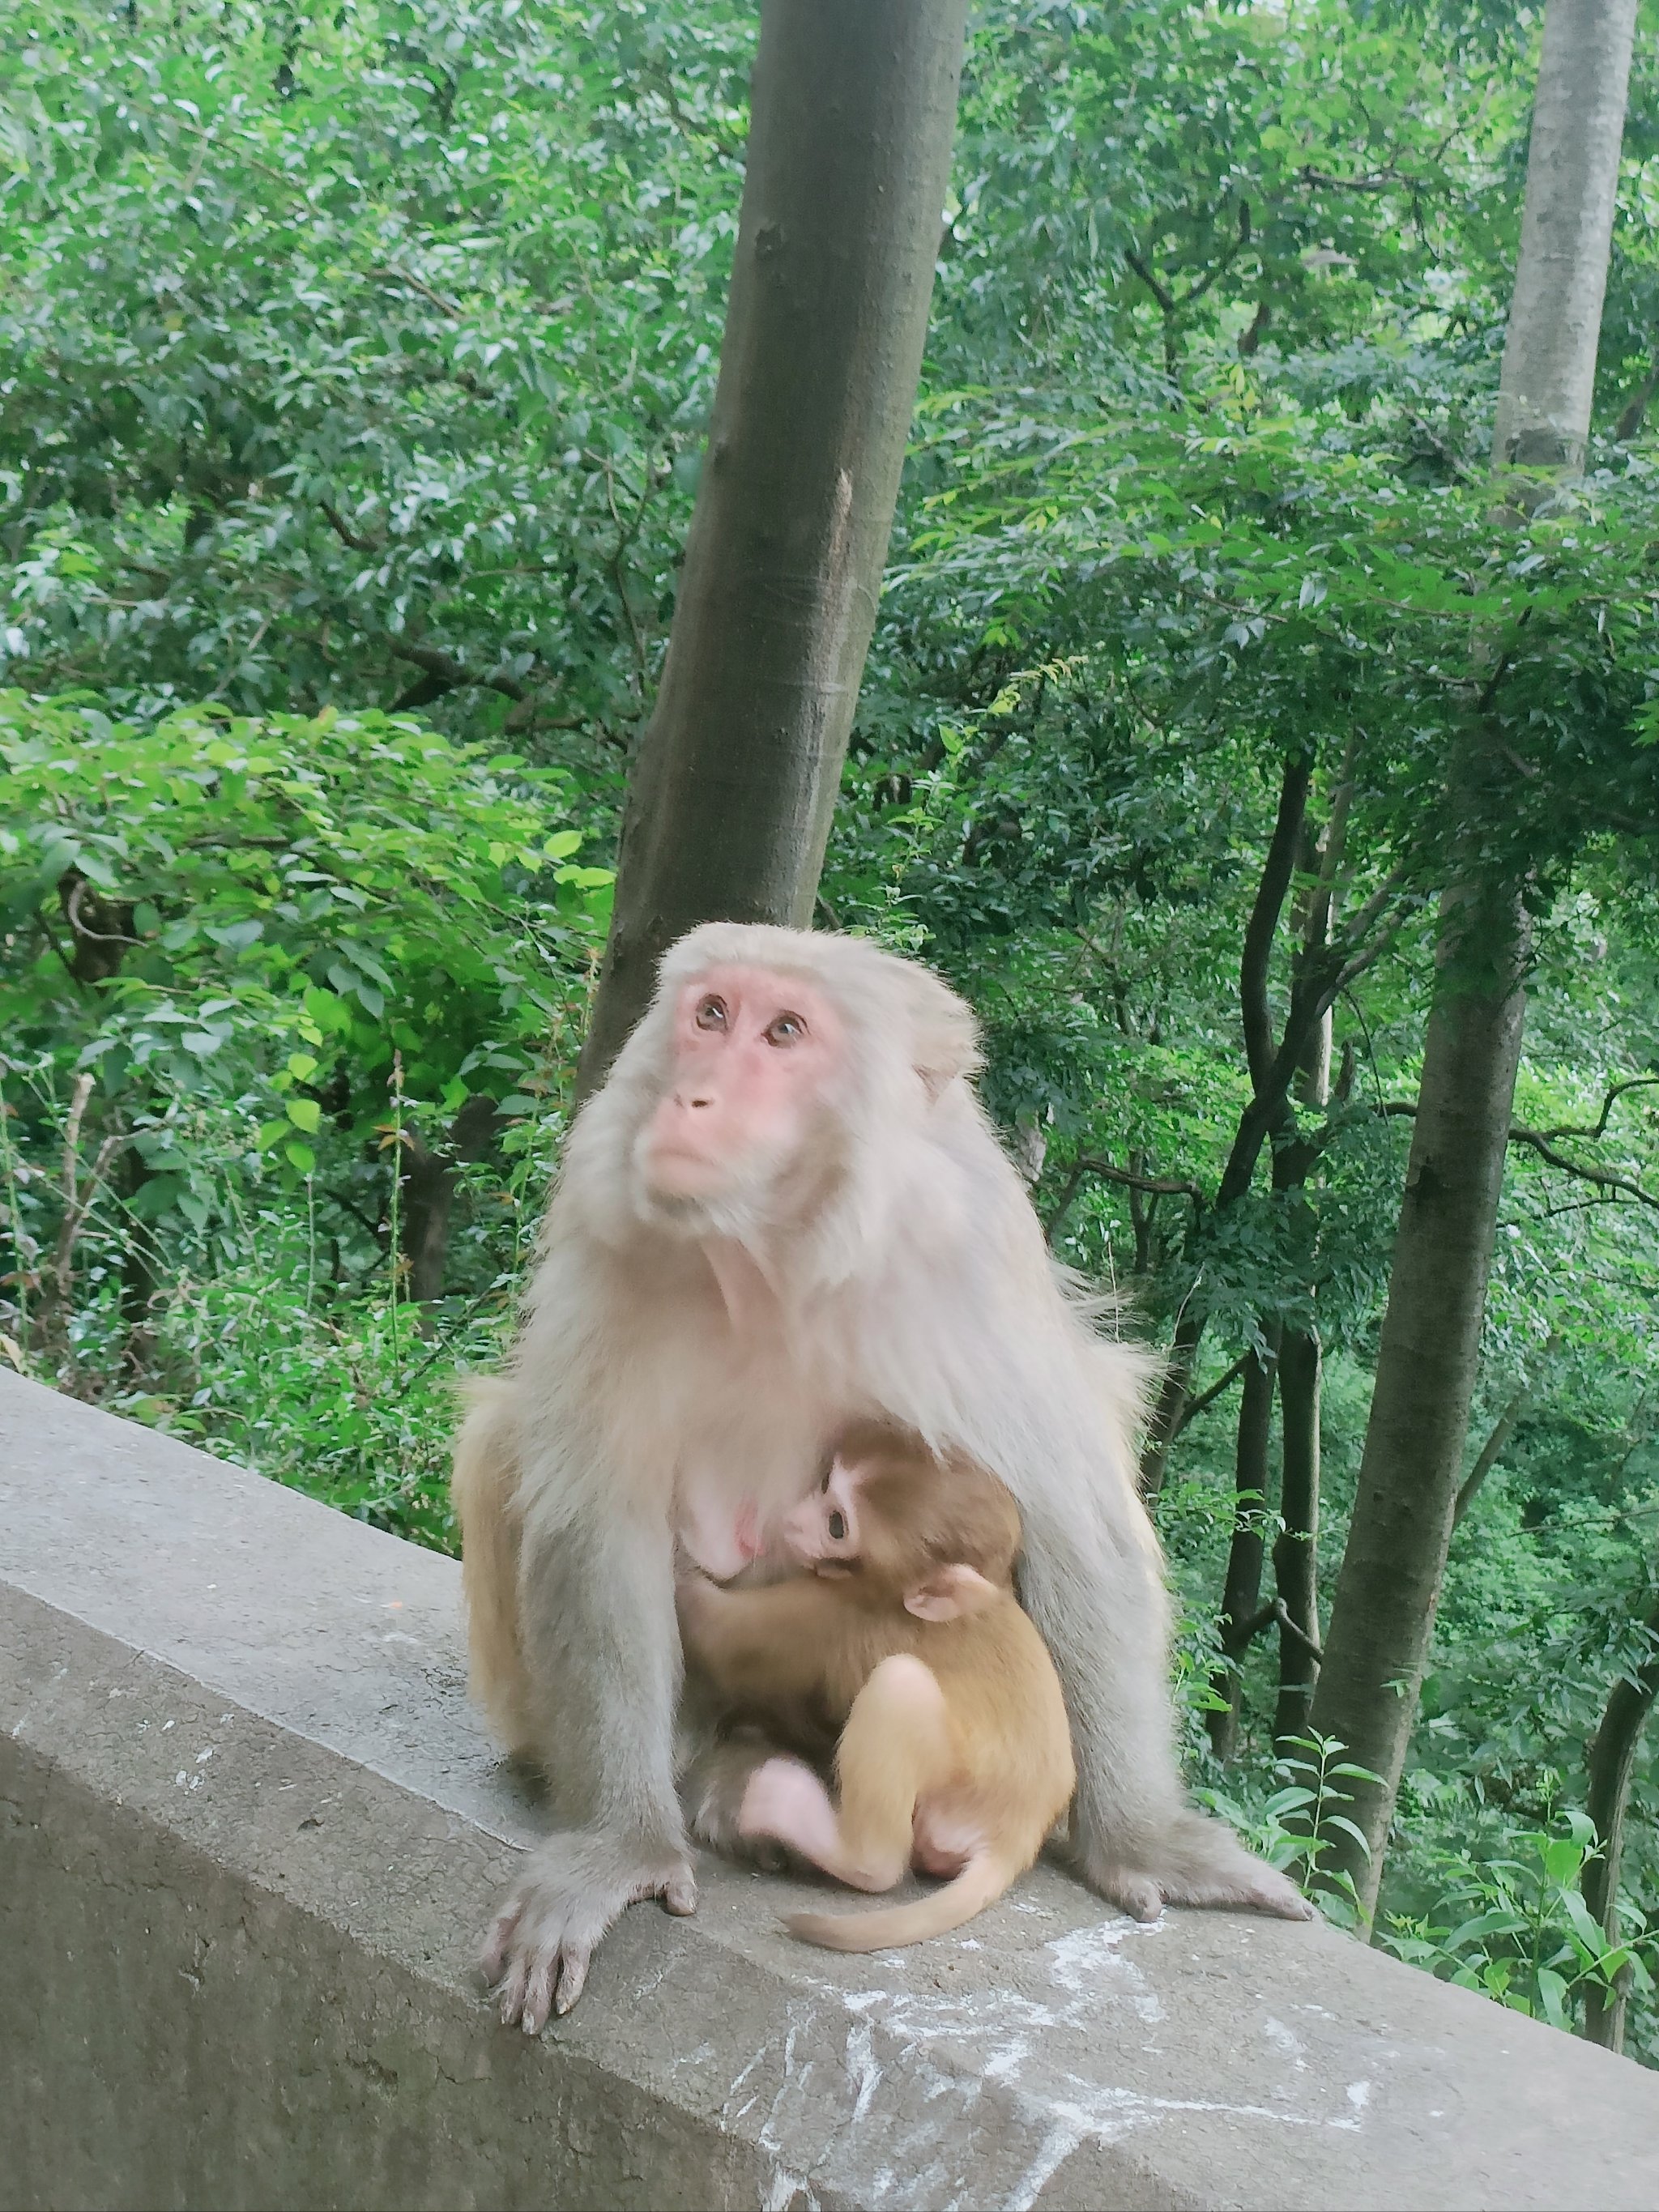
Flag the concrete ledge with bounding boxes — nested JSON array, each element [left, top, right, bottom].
[[3, 1370, 1657, 2212]]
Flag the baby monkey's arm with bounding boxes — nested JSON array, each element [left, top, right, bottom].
[[676, 1571, 847, 1707]]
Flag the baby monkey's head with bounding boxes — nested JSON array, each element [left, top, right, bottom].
[[781, 1419, 1022, 1622]]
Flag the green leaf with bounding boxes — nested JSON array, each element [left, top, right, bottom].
[[285, 1097, 322, 1133]]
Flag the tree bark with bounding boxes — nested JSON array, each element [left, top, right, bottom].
[[1581, 1581, 1659, 2052], [1207, 1329, 1281, 1762], [1491, 0, 1638, 479], [1308, 0, 1635, 1918], [575, 0, 969, 1094]]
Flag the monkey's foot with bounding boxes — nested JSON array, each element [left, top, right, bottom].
[[682, 1737, 800, 1873], [484, 1829, 697, 2034], [738, 1756, 841, 1867], [1078, 1810, 1317, 1924]]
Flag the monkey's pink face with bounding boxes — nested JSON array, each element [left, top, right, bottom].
[[779, 1459, 861, 1575], [640, 963, 844, 1203]]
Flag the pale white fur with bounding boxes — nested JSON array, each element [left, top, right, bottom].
[[456, 923, 1310, 2031]]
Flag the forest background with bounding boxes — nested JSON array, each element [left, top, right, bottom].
[[3, 0, 1658, 2061]]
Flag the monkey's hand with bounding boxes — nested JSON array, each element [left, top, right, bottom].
[[484, 1830, 697, 2032]]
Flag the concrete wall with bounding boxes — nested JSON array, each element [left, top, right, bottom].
[[2, 1369, 1657, 2212]]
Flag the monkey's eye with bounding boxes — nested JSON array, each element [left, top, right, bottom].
[[694, 995, 728, 1032], [827, 1509, 847, 1541], [766, 1011, 807, 1046]]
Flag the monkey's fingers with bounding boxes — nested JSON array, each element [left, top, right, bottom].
[[661, 1868, 698, 1916], [551, 1946, 591, 2018]]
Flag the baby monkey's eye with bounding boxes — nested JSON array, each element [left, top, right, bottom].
[[766, 1011, 807, 1046], [827, 1510, 847, 1541], [695, 995, 728, 1031]]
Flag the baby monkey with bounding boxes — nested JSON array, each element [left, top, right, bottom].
[[676, 1421, 1076, 1950]]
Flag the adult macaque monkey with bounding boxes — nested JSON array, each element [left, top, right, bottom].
[[676, 1421, 1077, 1950], [455, 923, 1310, 2033]]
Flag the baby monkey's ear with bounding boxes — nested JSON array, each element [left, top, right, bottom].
[[903, 1563, 1000, 1622]]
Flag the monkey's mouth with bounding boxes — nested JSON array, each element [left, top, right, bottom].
[[640, 1141, 732, 1199]]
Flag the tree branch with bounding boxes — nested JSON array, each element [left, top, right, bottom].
[[389, 641, 530, 704], [319, 501, 381, 554], [1379, 1102, 1659, 1210], [1171, 1352, 1252, 1438], [1045, 1153, 1205, 1250]]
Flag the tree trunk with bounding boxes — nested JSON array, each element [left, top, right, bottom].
[[575, 0, 968, 1094], [1581, 1582, 1659, 2053], [1308, 0, 1635, 1918], [1273, 1323, 1322, 1749], [1311, 894, 1529, 1908], [1491, 0, 1638, 480], [399, 1093, 501, 1304], [1206, 1329, 1281, 1762]]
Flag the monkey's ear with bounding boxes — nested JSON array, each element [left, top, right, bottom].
[[903, 1564, 1000, 1622], [902, 969, 981, 1101]]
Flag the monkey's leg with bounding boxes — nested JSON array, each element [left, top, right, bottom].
[[1019, 1486, 1314, 1923], [452, 1383, 538, 1760], [680, 1728, 799, 1873], [742, 1656, 949, 1893], [484, 1499, 697, 2035]]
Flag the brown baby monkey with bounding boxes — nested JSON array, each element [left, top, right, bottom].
[[675, 1420, 1077, 1950]]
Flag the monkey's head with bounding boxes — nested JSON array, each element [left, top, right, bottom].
[[591, 925, 983, 1249], [781, 1420, 1021, 1622]]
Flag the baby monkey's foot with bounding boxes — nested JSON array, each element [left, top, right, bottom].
[[739, 1756, 842, 1868]]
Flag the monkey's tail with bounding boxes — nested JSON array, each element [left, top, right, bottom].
[[783, 1852, 1013, 1953]]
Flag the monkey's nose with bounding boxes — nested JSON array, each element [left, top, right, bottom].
[[676, 1090, 715, 1111]]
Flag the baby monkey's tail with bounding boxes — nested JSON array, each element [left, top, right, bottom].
[[784, 1851, 1013, 1952]]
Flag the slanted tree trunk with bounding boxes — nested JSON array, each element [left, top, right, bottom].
[[576, 0, 969, 1093], [1207, 1329, 1281, 1762], [1581, 1579, 1659, 2052], [1310, 0, 1636, 1916], [1452, 1332, 1561, 1531]]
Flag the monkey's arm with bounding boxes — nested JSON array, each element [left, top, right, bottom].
[[676, 1571, 845, 1707], [485, 1488, 696, 2032]]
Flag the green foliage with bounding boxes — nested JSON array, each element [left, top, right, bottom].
[[3, 0, 1659, 2072], [1384, 1811, 1657, 2034], [1200, 1732, 1380, 1931]]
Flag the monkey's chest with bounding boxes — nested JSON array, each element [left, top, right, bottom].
[[669, 1331, 836, 1582]]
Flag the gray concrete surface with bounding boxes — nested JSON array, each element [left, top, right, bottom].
[[2, 1368, 1657, 2212]]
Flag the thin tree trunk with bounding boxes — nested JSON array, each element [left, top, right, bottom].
[[1140, 757, 1311, 1495], [1207, 1329, 1281, 1762], [1273, 1323, 1322, 1749], [1308, 0, 1635, 1918], [1452, 1332, 1560, 1530], [1581, 1581, 1659, 2052], [575, 0, 969, 1093]]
